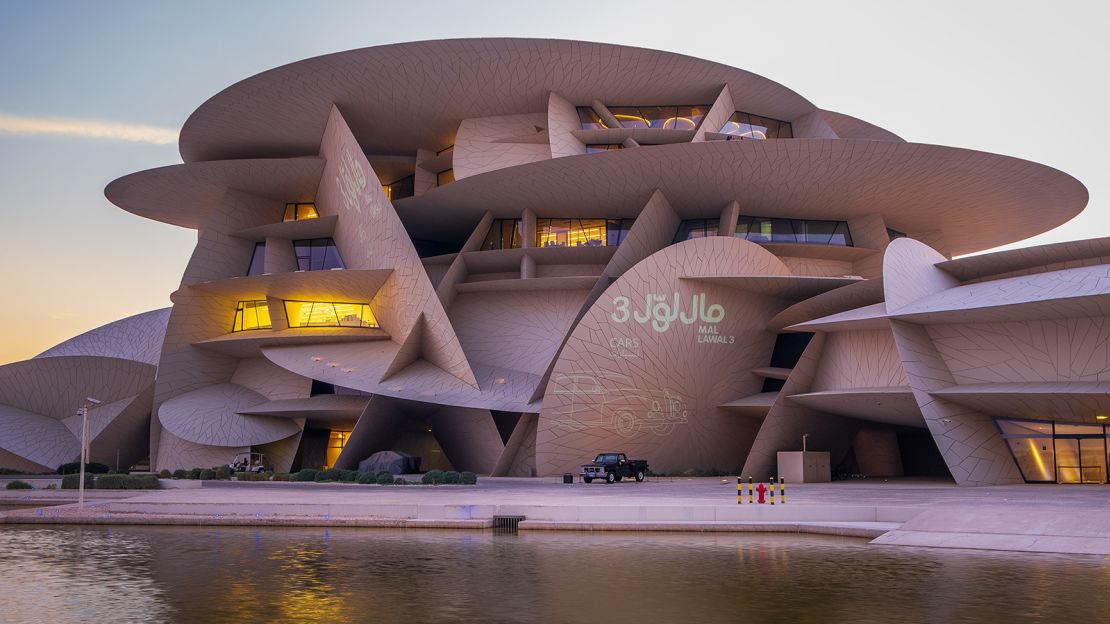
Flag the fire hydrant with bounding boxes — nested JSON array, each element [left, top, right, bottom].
[[756, 481, 768, 504]]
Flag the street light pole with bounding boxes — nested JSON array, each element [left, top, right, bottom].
[[77, 397, 100, 508]]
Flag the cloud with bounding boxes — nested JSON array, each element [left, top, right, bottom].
[[0, 112, 178, 145]]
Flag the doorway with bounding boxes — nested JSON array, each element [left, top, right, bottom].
[[1054, 436, 1107, 484]]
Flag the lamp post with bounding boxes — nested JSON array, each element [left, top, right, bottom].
[[77, 397, 101, 508]]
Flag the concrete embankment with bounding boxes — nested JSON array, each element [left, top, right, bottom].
[[4, 479, 1110, 554]]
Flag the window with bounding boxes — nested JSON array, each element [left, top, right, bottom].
[[718, 112, 793, 139], [736, 217, 853, 246], [292, 238, 344, 271], [480, 219, 523, 251], [232, 301, 271, 332], [284, 301, 378, 328], [384, 175, 414, 201], [672, 219, 720, 243], [577, 107, 609, 130], [282, 203, 319, 222], [607, 105, 709, 130], [536, 218, 608, 247], [325, 429, 351, 469], [437, 169, 455, 187], [585, 144, 623, 153], [246, 242, 266, 276], [606, 218, 636, 246]]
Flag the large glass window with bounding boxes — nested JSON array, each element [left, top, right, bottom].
[[284, 301, 378, 328], [672, 219, 720, 243], [536, 218, 608, 247], [384, 175, 414, 201], [292, 238, 344, 271], [480, 219, 523, 251], [995, 417, 1110, 484], [577, 107, 609, 130], [719, 112, 793, 139], [607, 105, 708, 130], [736, 217, 853, 246], [325, 429, 351, 469], [283, 203, 319, 222], [232, 300, 271, 332], [246, 242, 266, 276]]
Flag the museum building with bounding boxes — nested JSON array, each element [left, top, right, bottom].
[[1, 39, 1106, 486]]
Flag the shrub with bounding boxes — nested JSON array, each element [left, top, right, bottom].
[[199, 469, 216, 481], [5, 480, 32, 490], [375, 472, 394, 485], [443, 471, 461, 484], [273, 472, 291, 482], [236, 471, 270, 482], [393, 477, 407, 485], [294, 469, 318, 482], [172, 469, 187, 480], [460, 471, 477, 485], [158, 469, 172, 479], [125, 474, 160, 489], [95, 474, 128, 489], [57, 462, 110, 475], [188, 468, 202, 480], [337, 469, 359, 483], [315, 469, 339, 483], [215, 465, 231, 480], [61, 474, 94, 489], [357, 472, 376, 484], [421, 470, 445, 485]]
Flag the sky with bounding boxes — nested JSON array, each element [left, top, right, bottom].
[[0, 0, 1107, 365]]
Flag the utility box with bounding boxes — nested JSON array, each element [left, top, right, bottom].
[[777, 451, 831, 483]]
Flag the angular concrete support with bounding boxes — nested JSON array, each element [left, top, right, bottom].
[[742, 333, 863, 481], [548, 92, 586, 158], [591, 99, 620, 129], [718, 200, 740, 237], [693, 84, 734, 142]]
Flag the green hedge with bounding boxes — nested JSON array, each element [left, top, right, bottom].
[[421, 470, 445, 485], [188, 468, 202, 480], [271, 472, 291, 482], [294, 469, 318, 482], [199, 469, 215, 480], [443, 471, 461, 484], [158, 469, 172, 479], [461, 471, 477, 485], [172, 469, 187, 480], [375, 472, 394, 485], [215, 465, 231, 480], [88, 474, 160, 490], [314, 469, 338, 483], [357, 472, 376, 484], [5, 480, 32, 490], [236, 471, 271, 482], [61, 474, 94, 489]]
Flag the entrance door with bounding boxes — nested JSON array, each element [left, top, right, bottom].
[[1054, 437, 1107, 484]]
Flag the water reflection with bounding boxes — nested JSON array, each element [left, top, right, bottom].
[[0, 526, 1107, 623]]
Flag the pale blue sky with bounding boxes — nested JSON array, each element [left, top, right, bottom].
[[1, 0, 1107, 363]]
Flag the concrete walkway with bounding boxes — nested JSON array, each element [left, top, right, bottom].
[[3, 477, 1110, 553]]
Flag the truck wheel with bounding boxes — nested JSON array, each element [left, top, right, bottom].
[[605, 472, 616, 484], [583, 477, 592, 484], [635, 470, 645, 482]]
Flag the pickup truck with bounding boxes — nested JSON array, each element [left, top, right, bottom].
[[579, 453, 649, 484]]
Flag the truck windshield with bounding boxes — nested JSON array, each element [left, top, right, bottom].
[[595, 454, 620, 463]]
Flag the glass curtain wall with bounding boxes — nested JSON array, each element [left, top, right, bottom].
[[284, 301, 379, 328], [480, 219, 523, 251], [246, 242, 266, 276], [283, 203, 319, 222], [736, 217, 853, 246], [995, 417, 1110, 483], [672, 219, 720, 243], [718, 112, 793, 139], [231, 301, 271, 332], [536, 218, 608, 247], [292, 238, 345, 271], [606, 106, 708, 129]]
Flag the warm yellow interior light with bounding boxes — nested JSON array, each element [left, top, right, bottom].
[[231, 300, 271, 332], [1097, 415, 1108, 420], [284, 301, 379, 328]]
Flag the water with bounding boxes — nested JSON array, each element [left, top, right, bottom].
[[0, 526, 1106, 624]]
